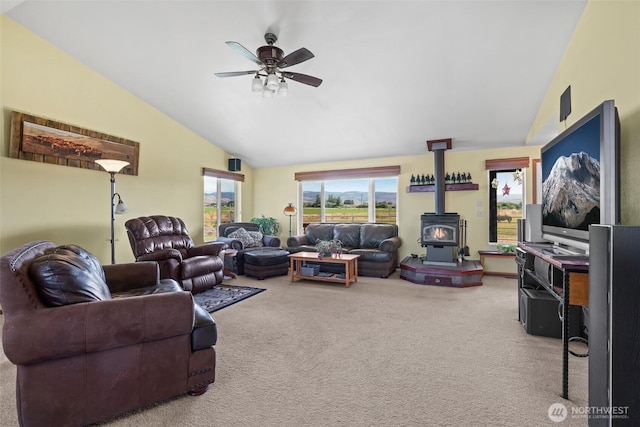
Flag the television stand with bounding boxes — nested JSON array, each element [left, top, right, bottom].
[[516, 241, 589, 400]]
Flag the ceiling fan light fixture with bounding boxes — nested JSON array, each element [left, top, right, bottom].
[[217, 34, 321, 95], [251, 75, 263, 92], [278, 79, 289, 96], [262, 87, 274, 98], [266, 73, 279, 91]]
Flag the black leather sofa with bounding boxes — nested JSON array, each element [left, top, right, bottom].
[[286, 223, 402, 278]]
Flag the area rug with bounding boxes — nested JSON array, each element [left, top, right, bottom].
[[193, 285, 266, 313]]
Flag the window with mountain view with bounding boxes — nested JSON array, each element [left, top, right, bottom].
[[301, 177, 397, 226], [204, 176, 237, 241]]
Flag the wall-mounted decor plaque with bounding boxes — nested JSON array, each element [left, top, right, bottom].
[[9, 111, 139, 175]]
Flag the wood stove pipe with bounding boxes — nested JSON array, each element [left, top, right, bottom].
[[433, 148, 445, 215], [426, 138, 452, 216]]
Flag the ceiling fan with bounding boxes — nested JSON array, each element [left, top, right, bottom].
[[215, 32, 322, 97]]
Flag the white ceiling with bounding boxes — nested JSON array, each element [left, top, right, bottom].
[[3, 1, 586, 168]]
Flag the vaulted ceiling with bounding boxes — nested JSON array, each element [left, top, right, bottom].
[[2, 1, 587, 168]]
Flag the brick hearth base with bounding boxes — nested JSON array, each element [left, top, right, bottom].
[[399, 256, 483, 287]]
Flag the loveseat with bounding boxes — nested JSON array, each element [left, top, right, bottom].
[[0, 241, 217, 427], [216, 222, 282, 275], [286, 223, 402, 278]]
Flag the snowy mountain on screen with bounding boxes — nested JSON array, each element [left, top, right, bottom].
[[542, 151, 600, 229]]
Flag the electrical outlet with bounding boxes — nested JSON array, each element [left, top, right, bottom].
[[476, 199, 483, 207], [476, 210, 483, 217]]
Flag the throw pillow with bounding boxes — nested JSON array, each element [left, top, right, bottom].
[[247, 231, 264, 247], [228, 227, 254, 248]]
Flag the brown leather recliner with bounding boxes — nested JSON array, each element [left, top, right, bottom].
[[125, 215, 225, 294], [0, 241, 217, 427]]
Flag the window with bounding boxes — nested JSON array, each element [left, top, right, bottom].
[[203, 168, 243, 241], [485, 158, 528, 244], [488, 170, 524, 243], [324, 179, 370, 222], [296, 166, 400, 226], [374, 177, 398, 223]]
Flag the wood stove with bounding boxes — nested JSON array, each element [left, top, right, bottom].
[[420, 139, 460, 265], [421, 213, 460, 264], [421, 213, 460, 247], [400, 139, 483, 288], [400, 137, 483, 286]]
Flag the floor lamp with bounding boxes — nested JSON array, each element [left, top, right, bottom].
[[95, 159, 129, 264], [283, 203, 297, 237]]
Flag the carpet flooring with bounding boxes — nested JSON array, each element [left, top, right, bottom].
[[0, 273, 589, 426], [193, 284, 266, 313]]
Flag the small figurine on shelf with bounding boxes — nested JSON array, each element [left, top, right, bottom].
[[410, 174, 416, 185], [445, 172, 451, 183], [429, 174, 435, 184], [456, 172, 462, 183], [421, 174, 426, 185], [466, 172, 472, 182]]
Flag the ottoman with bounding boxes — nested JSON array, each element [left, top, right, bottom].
[[243, 248, 290, 280]]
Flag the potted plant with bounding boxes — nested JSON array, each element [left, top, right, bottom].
[[496, 243, 516, 254], [250, 215, 279, 236]]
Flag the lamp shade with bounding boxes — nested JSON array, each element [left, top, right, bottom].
[[114, 193, 128, 214], [266, 74, 279, 91], [115, 201, 128, 214], [262, 87, 274, 98], [252, 75, 263, 92], [283, 203, 297, 216], [278, 80, 289, 96], [95, 159, 129, 173]]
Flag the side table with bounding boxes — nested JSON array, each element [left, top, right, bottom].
[[223, 249, 238, 280], [478, 250, 517, 278]]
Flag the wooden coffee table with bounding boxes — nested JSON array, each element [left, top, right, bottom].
[[288, 251, 360, 288]]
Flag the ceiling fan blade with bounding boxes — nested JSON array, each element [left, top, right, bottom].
[[225, 41, 263, 66], [278, 47, 314, 68], [282, 72, 323, 87], [215, 70, 258, 78]]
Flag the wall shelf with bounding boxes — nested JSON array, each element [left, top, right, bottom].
[[406, 183, 479, 193]]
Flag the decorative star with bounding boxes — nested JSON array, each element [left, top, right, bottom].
[[513, 169, 522, 184], [502, 184, 511, 196]]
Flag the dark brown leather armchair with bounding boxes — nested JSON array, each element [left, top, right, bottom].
[[216, 222, 282, 275], [125, 215, 225, 294], [0, 241, 217, 427]]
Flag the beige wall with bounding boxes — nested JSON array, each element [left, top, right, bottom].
[[528, 0, 640, 225], [254, 146, 541, 261], [0, 16, 248, 263]]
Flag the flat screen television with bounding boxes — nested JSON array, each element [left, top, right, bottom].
[[540, 100, 620, 252]]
